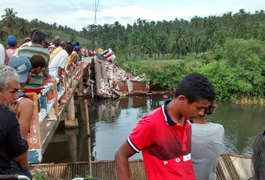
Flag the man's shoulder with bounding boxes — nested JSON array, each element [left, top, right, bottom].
[[0, 107, 18, 127], [0, 107, 16, 117], [18, 45, 50, 62], [209, 122, 224, 131], [140, 107, 163, 124]]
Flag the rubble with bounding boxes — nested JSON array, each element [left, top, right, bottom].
[[94, 57, 149, 98]]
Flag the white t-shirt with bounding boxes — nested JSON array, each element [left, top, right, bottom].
[[192, 122, 224, 180], [0, 43, 5, 65], [48, 50, 68, 78]]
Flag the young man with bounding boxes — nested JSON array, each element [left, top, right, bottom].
[[48, 41, 68, 79], [115, 72, 216, 180], [191, 102, 224, 180], [0, 65, 31, 178], [25, 54, 47, 87]]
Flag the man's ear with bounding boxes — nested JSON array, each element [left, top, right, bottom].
[[178, 95, 188, 104]]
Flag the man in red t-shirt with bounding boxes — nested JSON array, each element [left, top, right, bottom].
[[115, 72, 216, 180]]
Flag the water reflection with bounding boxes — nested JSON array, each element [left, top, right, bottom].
[[43, 95, 265, 163], [212, 103, 265, 155]]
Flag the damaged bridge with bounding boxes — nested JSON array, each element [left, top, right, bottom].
[[92, 56, 150, 98]]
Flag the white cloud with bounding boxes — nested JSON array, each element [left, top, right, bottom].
[[0, 0, 265, 30]]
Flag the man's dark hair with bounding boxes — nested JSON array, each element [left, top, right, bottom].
[[31, 30, 47, 44], [175, 72, 216, 103], [65, 45, 73, 56], [252, 131, 265, 180], [30, 54, 46, 68]]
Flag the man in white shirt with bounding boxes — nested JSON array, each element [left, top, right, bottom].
[[48, 41, 68, 79]]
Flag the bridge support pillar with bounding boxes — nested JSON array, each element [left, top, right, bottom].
[[65, 96, 78, 128]]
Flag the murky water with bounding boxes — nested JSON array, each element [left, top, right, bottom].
[[43, 95, 265, 163]]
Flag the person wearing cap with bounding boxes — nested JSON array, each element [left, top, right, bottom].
[[0, 64, 31, 178], [8, 56, 34, 140], [7, 56, 33, 179], [23, 37, 31, 44], [75, 46, 82, 61], [6, 35, 18, 60]]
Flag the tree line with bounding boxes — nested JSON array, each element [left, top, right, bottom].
[[1, 8, 265, 58], [1, 8, 265, 103]]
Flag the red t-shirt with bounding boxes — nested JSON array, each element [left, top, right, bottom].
[[128, 100, 196, 180]]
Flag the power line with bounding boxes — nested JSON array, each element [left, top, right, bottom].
[[94, 0, 100, 25]]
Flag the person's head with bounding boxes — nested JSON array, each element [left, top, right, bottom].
[[48, 44, 55, 53], [174, 72, 216, 119], [7, 35, 17, 47], [0, 65, 20, 106], [30, 54, 46, 75], [24, 37, 31, 43], [53, 36, 61, 47], [253, 130, 265, 179], [59, 41, 67, 49], [71, 41, 77, 48], [31, 30, 47, 47], [65, 45, 73, 56], [8, 56, 32, 89], [74, 46, 80, 52]]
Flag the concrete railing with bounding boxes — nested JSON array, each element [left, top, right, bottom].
[[24, 60, 86, 163]]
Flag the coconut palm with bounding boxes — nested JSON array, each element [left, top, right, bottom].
[[2, 8, 17, 34]]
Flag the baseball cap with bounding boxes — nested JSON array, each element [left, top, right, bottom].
[[8, 56, 32, 83], [24, 36, 31, 43], [74, 46, 80, 51], [7, 35, 17, 46]]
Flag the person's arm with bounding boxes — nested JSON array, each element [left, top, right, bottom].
[[17, 98, 34, 139], [115, 141, 136, 180], [12, 149, 29, 170], [7, 116, 29, 170], [4, 51, 8, 64], [58, 66, 65, 82]]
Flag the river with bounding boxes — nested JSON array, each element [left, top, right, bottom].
[[42, 95, 265, 163]]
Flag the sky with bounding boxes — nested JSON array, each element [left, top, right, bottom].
[[0, 0, 264, 31]]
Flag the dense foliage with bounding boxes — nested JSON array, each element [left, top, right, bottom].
[[1, 8, 265, 103]]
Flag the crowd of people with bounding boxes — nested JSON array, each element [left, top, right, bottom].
[[0, 30, 264, 179], [0, 29, 86, 179]]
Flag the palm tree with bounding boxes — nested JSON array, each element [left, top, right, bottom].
[[2, 8, 17, 33]]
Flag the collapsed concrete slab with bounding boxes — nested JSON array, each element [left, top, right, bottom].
[[93, 57, 149, 98]]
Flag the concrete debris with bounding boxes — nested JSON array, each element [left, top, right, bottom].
[[95, 57, 149, 98]]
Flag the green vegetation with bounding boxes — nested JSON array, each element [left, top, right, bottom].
[[0, 8, 92, 47], [1, 8, 265, 104], [122, 38, 265, 104]]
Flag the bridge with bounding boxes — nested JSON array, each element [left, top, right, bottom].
[[25, 57, 91, 163]]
